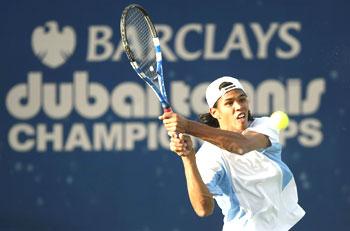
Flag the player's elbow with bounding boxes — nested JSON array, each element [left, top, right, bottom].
[[195, 207, 213, 217], [193, 200, 214, 217]]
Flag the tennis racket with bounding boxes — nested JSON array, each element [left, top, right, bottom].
[[120, 4, 172, 113]]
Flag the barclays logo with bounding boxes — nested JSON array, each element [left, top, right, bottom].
[[31, 21, 76, 68]]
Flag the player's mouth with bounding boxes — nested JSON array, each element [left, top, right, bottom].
[[236, 112, 246, 122]]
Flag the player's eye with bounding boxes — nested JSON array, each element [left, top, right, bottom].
[[239, 97, 247, 103], [225, 101, 233, 106]]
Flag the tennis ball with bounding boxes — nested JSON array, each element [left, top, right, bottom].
[[270, 111, 289, 130]]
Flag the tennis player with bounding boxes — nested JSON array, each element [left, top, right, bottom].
[[159, 76, 305, 230]]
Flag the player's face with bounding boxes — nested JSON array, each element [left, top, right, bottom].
[[211, 89, 249, 132]]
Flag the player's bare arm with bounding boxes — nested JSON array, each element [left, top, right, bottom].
[[169, 133, 214, 216], [160, 112, 270, 155]]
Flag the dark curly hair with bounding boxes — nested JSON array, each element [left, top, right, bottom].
[[199, 82, 254, 127]]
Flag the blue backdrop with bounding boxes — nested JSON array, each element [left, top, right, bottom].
[[1, 0, 349, 230]]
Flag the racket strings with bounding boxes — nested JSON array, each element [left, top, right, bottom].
[[125, 8, 157, 78]]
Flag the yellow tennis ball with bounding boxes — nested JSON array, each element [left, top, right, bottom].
[[270, 111, 289, 130]]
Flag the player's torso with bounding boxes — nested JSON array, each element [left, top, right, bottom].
[[221, 150, 283, 211]]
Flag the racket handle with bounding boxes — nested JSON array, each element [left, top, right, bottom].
[[163, 107, 173, 113], [162, 107, 180, 138]]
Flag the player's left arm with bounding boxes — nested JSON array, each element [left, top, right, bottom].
[[160, 112, 270, 155]]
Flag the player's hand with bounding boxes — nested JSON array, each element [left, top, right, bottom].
[[169, 133, 194, 157], [159, 112, 188, 134]]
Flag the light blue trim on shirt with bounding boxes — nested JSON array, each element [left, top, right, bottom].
[[205, 166, 242, 222], [247, 117, 294, 190], [261, 142, 293, 189]]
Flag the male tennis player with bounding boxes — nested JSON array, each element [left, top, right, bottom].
[[159, 76, 305, 230]]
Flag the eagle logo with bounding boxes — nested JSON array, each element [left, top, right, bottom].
[[31, 21, 76, 68]]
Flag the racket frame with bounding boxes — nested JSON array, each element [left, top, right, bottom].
[[120, 4, 171, 112]]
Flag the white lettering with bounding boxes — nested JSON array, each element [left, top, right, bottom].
[[37, 124, 63, 151], [6, 72, 41, 119], [251, 22, 279, 59], [43, 83, 73, 119], [298, 118, 323, 147], [191, 82, 209, 115], [89, 22, 302, 62], [125, 123, 147, 150], [175, 23, 202, 60], [93, 123, 123, 150], [75, 71, 109, 119], [256, 80, 286, 114], [155, 24, 178, 61], [280, 120, 298, 146], [8, 124, 35, 152], [302, 78, 325, 115], [87, 26, 114, 61], [65, 124, 92, 151], [171, 81, 191, 116], [111, 82, 146, 118], [222, 23, 253, 59], [287, 79, 302, 115], [203, 24, 223, 59], [276, 22, 301, 59]]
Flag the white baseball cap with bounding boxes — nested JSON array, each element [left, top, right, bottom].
[[205, 76, 245, 108]]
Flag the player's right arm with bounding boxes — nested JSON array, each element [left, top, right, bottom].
[[161, 112, 270, 155], [169, 133, 214, 217]]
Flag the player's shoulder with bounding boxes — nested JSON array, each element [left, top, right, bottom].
[[249, 116, 272, 127], [247, 116, 279, 144], [248, 116, 278, 132]]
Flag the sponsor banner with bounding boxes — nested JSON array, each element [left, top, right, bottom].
[[0, 0, 349, 231]]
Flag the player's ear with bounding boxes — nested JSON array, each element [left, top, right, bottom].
[[209, 107, 220, 120]]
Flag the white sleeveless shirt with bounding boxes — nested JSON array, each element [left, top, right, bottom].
[[196, 117, 305, 231]]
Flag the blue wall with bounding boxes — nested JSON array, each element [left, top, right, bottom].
[[1, 0, 349, 230]]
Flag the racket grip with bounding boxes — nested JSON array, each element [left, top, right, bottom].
[[163, 107, 173, 113], [162, 107, 180, 138]]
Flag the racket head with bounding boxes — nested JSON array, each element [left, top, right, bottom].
[[120, 4, 159, 80], [120, 4, 170, 109]]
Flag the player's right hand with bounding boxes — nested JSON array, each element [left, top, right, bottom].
[[159, 112, 188, 134], [169, 132, 194, 157]]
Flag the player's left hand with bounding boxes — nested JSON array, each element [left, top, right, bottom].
[[169, 133, 194, 157], [159, 112, 188, 134]]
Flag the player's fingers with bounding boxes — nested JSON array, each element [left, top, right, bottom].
[[183, 135, 192, 144], [158, 112, 172, 121], [162, 112, 174, 120], [171, 134, 187, 142], [169, 131, 180, 138], [179, 133, 190, 140], [180, 137, 193, 153], [170, 140, 192, 157], [170, 146, 184, 153], [170, 142, 186, 152], [179, 134, 190, 143], [170, 137, 185, 146], [170, 132, 182, 139], [162, 118, 171, 126], [172, 141, 187, 149], [170, 137, 187, 146], [164, 123, 177, 132]]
